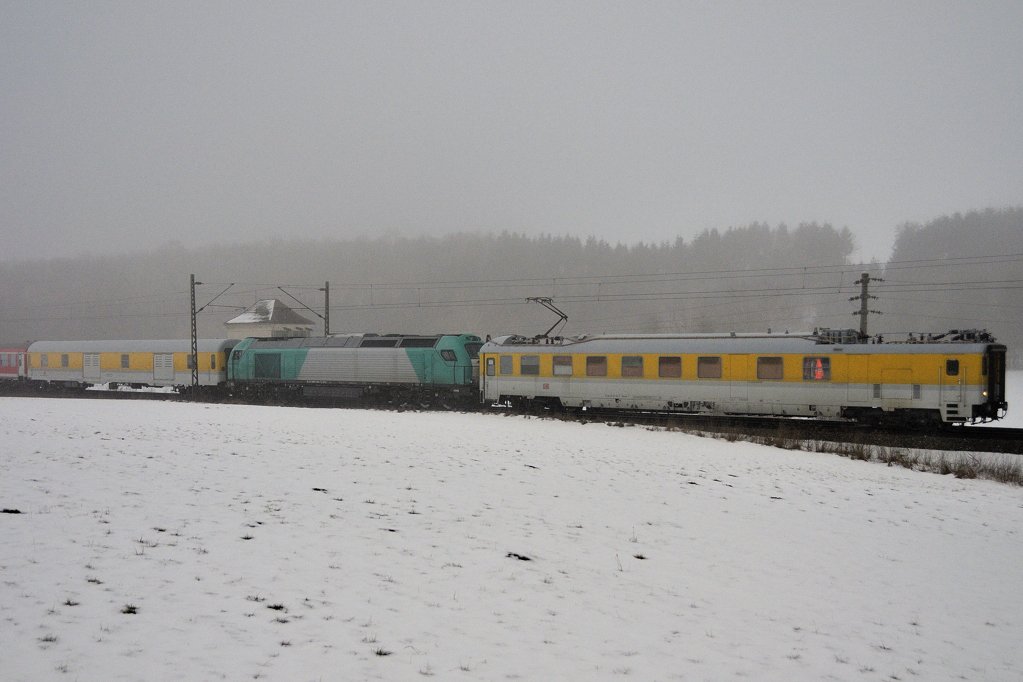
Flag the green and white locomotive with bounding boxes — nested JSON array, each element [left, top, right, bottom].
[[228, 333, 482, 405]]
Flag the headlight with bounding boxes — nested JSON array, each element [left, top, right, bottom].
[[982, 390, 988, 397]]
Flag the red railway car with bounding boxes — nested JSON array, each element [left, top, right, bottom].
[[0, 347, 27, 381]]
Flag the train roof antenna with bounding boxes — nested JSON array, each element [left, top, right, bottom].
[[526, 297, 568, 340]]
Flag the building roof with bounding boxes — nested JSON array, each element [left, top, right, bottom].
[[226, 299, 314, 326]]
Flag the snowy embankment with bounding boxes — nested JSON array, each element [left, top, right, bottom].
[[1, 398, 1021, 681]]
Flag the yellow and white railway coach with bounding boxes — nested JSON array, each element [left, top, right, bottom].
[[27, 339, 238, 388], [479, 330, 1008, 425]]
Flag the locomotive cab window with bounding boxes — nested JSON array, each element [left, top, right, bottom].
[[658, 356, 682, 378], [946, 359, 959, 376], [586, 356, 607, 377], [440, 350, 457, 362], [553, 356, 573, 376], [757, 357, 783, 380], [520, 355, 540, 375], [697, 356, 722, 379], [621, 356, 643, 377], [802, 357, 830, 381]]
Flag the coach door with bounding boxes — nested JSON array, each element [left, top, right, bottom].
[[482, 356, 494, 400], [729, 356, 748, 402], [940, 357, 964, 405], [84, 353, 101, 382], [154, 353, 175, 382]]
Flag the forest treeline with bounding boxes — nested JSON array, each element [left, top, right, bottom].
[[0, 208, 1020, 365]]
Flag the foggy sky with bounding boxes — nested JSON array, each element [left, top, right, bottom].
[[2, 1, 1021, 264]]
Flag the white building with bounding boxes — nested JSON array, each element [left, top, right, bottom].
[[225, 299, 315, 338]]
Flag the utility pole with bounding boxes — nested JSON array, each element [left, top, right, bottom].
[[850, 272, 883, 339], [322, 281, 330, 336], [189, 275, 234, 392], [190, 274, 199, 388]]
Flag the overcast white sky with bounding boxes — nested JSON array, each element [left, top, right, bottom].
[[2, 1, 1021, 263]]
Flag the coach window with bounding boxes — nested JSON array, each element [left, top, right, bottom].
[[499, 355, 513, 375], [946, 359, 959, 376], [621, 356, 643, 377], [520, 355, 540, 375], [61, 354, 69, 368], [658, 356, 682, 378], [553, 356, 573, 376], [586, 356, 607, 377], [41, 354, 48, 368], [211, 354, 217, 370], [802, 357, 830, 381], [757, 357, 783, 380], [697, 356, 722, 379], [121, 354, 130, 369], [486, 357, 496, 376], [0, 355, 5, 368]]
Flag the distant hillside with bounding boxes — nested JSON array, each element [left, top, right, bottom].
[[883, 207, 1022, 365], [0, 223, 855, 344], [2, 213, 1019, 366]]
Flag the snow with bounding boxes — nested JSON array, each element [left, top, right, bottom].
[[1, 395, 1022, 681]]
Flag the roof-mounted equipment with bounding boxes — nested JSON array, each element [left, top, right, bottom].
[[526, 297, 568, 342]]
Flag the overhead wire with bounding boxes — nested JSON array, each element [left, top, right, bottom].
[[2, 251, 1019, 325]]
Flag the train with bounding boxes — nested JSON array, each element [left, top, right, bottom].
[[478, 328, 1008, 426], [1, 327, 1009, 427], [226, 333, 482, 404], [25, 339, 235, 389], [0, 347, 25, 382], [11, 334, 483, 406]]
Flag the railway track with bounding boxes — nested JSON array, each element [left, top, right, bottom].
[[543, 410, 1023, 455], [3, 385, 1020, 454]]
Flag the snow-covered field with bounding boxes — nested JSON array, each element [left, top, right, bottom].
[[2, 394, 1022, 681]]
